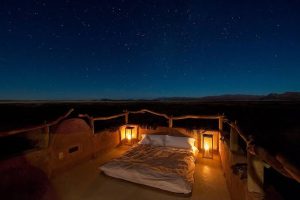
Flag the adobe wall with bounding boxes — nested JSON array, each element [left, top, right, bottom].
[[93, 128, 120, 155], [0, 118, 120, 199], [49, 118, 119, 176], [219, 139, 248, 200], [219, 139, 269, 200], [49, 118, 94, 175], [1, 118, 120, 178]]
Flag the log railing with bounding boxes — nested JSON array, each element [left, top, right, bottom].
[[78, 110, 300, 184], [224, 119, 300, 184], [1, 107, 298, 184], [78, 109, 224, 131], [129, 109, 170, 119]]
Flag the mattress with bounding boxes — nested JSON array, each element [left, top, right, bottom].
[[99, 144, 197, 194]]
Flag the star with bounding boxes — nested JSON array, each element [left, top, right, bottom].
[[0, 0, 299, 99]]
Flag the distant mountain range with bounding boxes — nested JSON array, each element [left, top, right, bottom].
[[0, 92, 300, 102], [155, 92, 300, 101]]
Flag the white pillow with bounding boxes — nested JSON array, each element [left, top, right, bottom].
[[147, 135, 165, 146], [165, 135, 195, 149], [138, 134, 151, 145]]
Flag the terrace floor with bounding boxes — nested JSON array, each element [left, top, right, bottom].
[[51, 146, 231, 200]]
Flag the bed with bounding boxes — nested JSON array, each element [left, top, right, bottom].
[[99, 134, 198, 194]]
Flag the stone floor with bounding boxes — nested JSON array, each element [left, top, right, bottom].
[[51, 146, 231, 200]]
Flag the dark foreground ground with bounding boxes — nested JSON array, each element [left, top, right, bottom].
[[0, 100, 299, 198]]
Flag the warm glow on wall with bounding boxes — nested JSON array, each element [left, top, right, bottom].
[[203, 134, 213, 159]]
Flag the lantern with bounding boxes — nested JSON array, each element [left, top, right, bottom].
[[203, 134, 213, 159], [123, 126, 135, 145]]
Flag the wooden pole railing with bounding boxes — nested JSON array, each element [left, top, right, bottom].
[[0, 108, 74, 137], [78, 109, 223, 129], [2, 106, 298, 183], [129, 109, 169, 119], [224, 120, 300, 183]]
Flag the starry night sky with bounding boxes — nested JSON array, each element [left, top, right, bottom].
[[0, 0, 300, 100]]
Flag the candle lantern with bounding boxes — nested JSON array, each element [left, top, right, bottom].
[[123, 126, 135, 145], [202, 134, 213, 159]]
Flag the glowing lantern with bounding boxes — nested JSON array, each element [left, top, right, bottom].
[[123, 126, 135, 145], [203, 134, 213, 159]]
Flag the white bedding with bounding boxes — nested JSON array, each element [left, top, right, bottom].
[[99, 144, 198, 194]]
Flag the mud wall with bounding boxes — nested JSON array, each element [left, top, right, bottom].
[[93, 128, 120, 154], [49, 118, 94, 175], [1, 118, 120, 178], [49, 118, 119, 175], [0, 118, 120, 199], [219, 139, 248, 200]]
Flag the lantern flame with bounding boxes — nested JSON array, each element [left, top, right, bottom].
[[127, 133, 132, 141], [204, 142, 209, 151]]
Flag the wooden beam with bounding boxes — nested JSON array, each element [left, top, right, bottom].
[[276, 154, 300, 183], [253, 146, 292, 179], [218, 116, 224, 131], [225, 120, 300, 183], [169, 116, 173, 128], [224, 120, 248, 143], [129, 109, 169, 119]]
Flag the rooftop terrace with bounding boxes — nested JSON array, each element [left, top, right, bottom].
[[51, 146, 230, 200]]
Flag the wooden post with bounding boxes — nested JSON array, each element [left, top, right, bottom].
[[230, 120, 239, 152], [218, 116, 224, 132], [218, 116, 224, 152], [247, 152, 265, 199], [169, 116, 173, 128]]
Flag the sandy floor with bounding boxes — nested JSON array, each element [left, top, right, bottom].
[[51, 146, 231, 200]]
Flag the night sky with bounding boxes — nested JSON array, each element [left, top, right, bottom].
[[0, 0, 300, 100]]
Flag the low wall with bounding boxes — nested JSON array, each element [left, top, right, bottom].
[[219, 139, 248, 200], [1, 118, 120, 178], [0, 118, 121, 199], [49, 118, 119, 176], [93, 129, 120, 155]]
